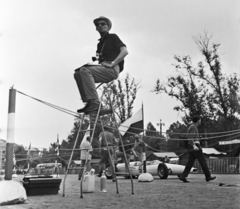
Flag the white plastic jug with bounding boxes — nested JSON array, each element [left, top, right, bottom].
[[82, 169, 95, 193]]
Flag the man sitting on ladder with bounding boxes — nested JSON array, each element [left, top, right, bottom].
[[74, 16, 128, 114]]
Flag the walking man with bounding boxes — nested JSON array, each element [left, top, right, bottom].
[[74, 16, 128, 114], [113, 137, 131, 176], [179, 115, 216, 183]]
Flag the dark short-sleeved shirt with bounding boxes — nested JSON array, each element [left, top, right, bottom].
[[99, 131, 114, 147], [97, 32, 126, 72]]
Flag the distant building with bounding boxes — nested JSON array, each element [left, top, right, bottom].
[[179, 148, 227, 162], [25, 147, 40, 159], [0, 139, 6, 170], [147, 151, 179, 162]]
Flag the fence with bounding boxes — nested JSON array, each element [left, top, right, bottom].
[[25, 163, 100, 175], [180, 157, 240, 174], [1, 158, 239, 176]]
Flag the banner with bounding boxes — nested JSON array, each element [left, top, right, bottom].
[[219, 139, 240, 145]]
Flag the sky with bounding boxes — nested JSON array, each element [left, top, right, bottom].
[[0, 0, 240, 149]]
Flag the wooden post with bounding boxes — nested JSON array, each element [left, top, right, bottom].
[[5, 88, 16, 180]]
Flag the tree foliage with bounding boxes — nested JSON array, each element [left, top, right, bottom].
[[153, 32, 240, 151], [102, 73, 140, 123], [165, 121, 188, 154], [144, 122, 164, 152], [14, 145, 28, 169]]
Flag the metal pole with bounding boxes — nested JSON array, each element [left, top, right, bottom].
[[5, 88, 16, 180], [160, 119, 162, 136], [142, 103, 147, 173], [142, 142, 146, 173], [0, 151, 2, 175]]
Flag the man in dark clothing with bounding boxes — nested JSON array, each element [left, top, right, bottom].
[[179, 115, 216, 183], [98, 126, 115, 177], [74, 16, 128, 114], [114, 139, 130, 176]]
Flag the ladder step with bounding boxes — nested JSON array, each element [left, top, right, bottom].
[[99, 109, 113, 115], [79, 129, 93, 132], [88, 109, 113, 116]]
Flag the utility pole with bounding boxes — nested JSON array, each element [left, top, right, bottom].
[[157, 119, 165, 151], [157, 119, 165, 136]]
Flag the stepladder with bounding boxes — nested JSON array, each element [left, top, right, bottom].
[[62, 88, 134, 198]]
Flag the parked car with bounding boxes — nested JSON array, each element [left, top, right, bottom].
[[105, 160, 198, 179]]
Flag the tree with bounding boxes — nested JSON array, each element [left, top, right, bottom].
[[165, 121, 188, 154], [144, 122, 167, 152], [102, 73, 140, 123], [14, 145, 28, 169], [153, 32, 240, 151]]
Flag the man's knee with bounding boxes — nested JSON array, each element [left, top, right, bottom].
[[74, 70, 81, 79], [79, 67, 91, 75]]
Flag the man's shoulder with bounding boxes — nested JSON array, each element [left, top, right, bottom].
[[108, 33, 121, 40], [80, 141, 87, 148], [187, 124, 198, 133], [108, 33, 118, 37]]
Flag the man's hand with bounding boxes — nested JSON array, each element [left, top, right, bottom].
[[193, 144, 199, 151], [101, 62, 114, 68]]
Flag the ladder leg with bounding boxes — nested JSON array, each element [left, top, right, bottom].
[[107, 90, 134, 195], [81, 85, 122, 196], [100, 119, 119, 194], [80, 159, 86, 198], [62, 114, 85, 197], [80, 93, 105, 197]]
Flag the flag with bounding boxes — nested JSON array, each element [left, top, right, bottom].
[[55, 134, 60, 156], [27, 143, 31, 158], [119, 107, 144, 138], [219, 139, 240, 145], [80, 124, 90, 147]]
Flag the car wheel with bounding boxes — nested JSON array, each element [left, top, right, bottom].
[[105, 165, 113, 179], [157, 163, 169, 179]]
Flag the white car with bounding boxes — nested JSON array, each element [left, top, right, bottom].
[[105, 160, 198, 179]]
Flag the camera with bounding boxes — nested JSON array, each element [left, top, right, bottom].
[[92, 53, 103, 63]]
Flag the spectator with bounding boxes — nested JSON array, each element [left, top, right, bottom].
[[179, 115, 216, 183], [132, 135, 144, 165], [113, 137, 131, 176], [78, 136, 93, 180], [164, 156, 170, 163], [98, 126, 115, 177]]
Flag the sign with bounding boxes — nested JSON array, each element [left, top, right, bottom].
[[219, 139, 240, 145]]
